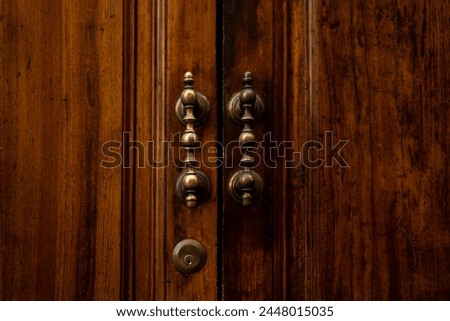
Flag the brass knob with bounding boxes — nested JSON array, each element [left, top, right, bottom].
[[229, 169, 263, 207], [227, 71, 264, 125], [172, 239, 206, 274], [227, 72, 264, 206], [175, 72, 211, 208], [175, 72, 210, 127]]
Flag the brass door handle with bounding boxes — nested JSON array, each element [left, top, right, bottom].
[[228, 71, 264, 206], [175, 72, 211, 208]]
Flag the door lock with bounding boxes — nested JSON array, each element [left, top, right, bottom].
[[172, 239, 207, 274]]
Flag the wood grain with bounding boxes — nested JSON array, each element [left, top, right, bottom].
[[120, 0, 136, 300], [274, 0, 450, 300], [2, 0, 448, 301], [222, 0, 276, 300], [134, 0, 218, 300], [0, 0, 123, 299], [223, 0, 449, 300]]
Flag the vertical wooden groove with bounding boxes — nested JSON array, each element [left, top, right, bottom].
[[272, 0, 288, 300], [121, 0, 136, 301], [306, 0, 319, 300], [216, 0, 224, 301], [150, 0, 168, 300], [134, 0, 168, 300]]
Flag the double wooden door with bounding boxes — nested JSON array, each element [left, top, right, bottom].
[[1, 0, 449, 300]]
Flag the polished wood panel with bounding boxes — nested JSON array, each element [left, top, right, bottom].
[[2, 0, 448, 301], [222, 0, 449, 300], [221, 0, 276, 300], [134, 0, 218, 300], [273, 0, 450, 300], [0, 0, 123, 299]]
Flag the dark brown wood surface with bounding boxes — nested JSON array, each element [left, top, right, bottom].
[[133, 0, 218, 300], [0, 0, 123, 299], [222, 0, 450, 300], [221, 0, 449, 300], [303, 0, 449, 300], [221, 0, 276, 300], [1, 0, 449, 301]]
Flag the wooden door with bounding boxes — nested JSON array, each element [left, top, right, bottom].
[[131, 0, 218, 300], [1, 0, 123, 300], [1, 0, 449, 301], [0, 0, 219, 300], [219, 0, 450, 300]]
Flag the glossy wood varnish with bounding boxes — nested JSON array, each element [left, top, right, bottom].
[[132, 0, 218, 300], [1, 0, 449, 300], [0, 0, 123, 299], [221, 0, 449, 300]]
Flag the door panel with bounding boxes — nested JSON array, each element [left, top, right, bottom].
[[307, 0, 449, 300], [221, 0, 277, 300], [133, 0, 218, 300], [0, 0, 123, 299], [1, 0, 449, 301], [222, 0, 450, 300], [276, 0, 448, 300]]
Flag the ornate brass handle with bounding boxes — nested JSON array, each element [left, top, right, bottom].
[[175, 72, 211, 208], [228, 71, 264, 206]]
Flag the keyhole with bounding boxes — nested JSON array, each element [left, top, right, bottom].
[[173, 239, 206, 274], [184, 255, 194, 266]]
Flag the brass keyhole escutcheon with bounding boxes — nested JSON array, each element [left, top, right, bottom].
[[172, 239, 206, 274]]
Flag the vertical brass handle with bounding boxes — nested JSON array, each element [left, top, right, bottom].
[[228, 71, 264, 206], [175, 72, 211, 208]]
